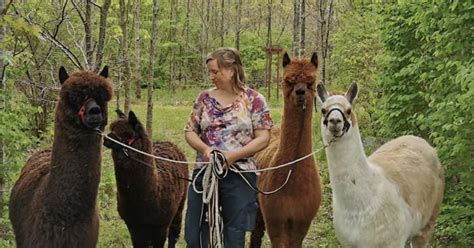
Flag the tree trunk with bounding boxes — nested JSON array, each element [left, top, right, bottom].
[[119, 0, 132, 113], [220, 0, 225, 47], [235, 0, 242, 50], [200, 0, 210, 84], [132, 0, 142, 99], [183, 0, 191, 87], [147, 0, 160, 136], [85, 0, 93, 69], [169, 0, 176, 93], [316, 0, 334, 84], [94, 0, 111, 73], [265, 0, 272, 99], [299, 0, 306, 57], [292, 0, 300, 57], [0, 0, 6, 207]]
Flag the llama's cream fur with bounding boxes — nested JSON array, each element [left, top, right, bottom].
[[318, 84, 444, 248]]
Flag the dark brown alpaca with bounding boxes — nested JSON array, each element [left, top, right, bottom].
[[9, 66, 113, 248], [250, 53, 321, 248], [103, 110, 188, 248]]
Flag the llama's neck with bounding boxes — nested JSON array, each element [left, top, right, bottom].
[[277, 104, 313, 162], [44, 120, 102, 221], [324, 125, 383, 208], [114, 139, 159, 193]]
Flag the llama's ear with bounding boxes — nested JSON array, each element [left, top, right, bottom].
[[128, 111, 143, 131], [282, 52, 291, 68], [116, 109, 126, 119], [99, 66, 109, 78], [316, 83, 329, 103], [345, 82, 358, 105], [310, 52, 318, 68], [59, 66, 69, 85]]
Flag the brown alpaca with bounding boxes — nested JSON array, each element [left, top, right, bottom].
[[250, 52, 320, 248], [103, 110, 188, 248], [9, 66, 113, 248]]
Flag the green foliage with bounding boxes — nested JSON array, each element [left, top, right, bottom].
[[0, 89, 39, 245], [378, 1, 473, 245]]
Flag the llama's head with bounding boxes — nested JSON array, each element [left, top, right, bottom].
[[317, 83, 358, 139], [57, 66, 113, 130], [281, 52, 318, 111], [104, 110, 149, 153]]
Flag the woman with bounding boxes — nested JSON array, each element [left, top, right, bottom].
[[184, 47, 273, 248]]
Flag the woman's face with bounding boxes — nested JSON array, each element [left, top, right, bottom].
[[207, 59, 233, 89]]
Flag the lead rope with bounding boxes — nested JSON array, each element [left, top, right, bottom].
[[194, 150, 228, 248]]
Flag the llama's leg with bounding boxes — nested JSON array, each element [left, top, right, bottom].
[[249, 208, 266, 248], [410, 215, 437, 248], [167, 197, 186, 248], [411, 200, 443, 248], [127, 224, 151, 248], [151, 226, 168, 248]]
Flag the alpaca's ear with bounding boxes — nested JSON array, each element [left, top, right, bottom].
[[59, 66, 69, 85], [310, 52, 318, 68], [128, 111, 138, 125], [99, 66, 109, 78], [345, 82, 358, 105], [282, 52, 291, 68], [316, 83, 329, 103], [116, 109, 126, 119]]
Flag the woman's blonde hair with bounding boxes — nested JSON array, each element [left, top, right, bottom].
[[206, 47, 247, 93]]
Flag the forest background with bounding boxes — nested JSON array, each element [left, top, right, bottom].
[[0, 0, 472, 247]]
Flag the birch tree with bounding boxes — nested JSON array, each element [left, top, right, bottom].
[[146, 0, 159, 136]]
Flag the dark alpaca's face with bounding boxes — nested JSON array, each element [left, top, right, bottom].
[[281, 52, 318, 110], [103, 110, 144, 151], [59, 66, 113, 130]]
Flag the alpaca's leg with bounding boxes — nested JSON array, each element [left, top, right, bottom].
[[127, 225, 151, 248], [167, 198, 186, 248], [265, 220, 291, 248], [249, 209, 266, 248], [287, 221, 311, 248], [152, 226, 168, 248]]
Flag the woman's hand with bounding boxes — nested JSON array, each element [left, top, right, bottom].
[[203, 147, 215, 162], [222, 150, 238, 168]]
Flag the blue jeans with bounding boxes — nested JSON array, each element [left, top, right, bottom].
[[185, 169, 258, 248]]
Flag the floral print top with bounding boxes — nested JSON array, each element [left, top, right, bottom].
[[184, 87, 274, 170]]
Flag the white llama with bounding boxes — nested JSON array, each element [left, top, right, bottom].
[[316, 83, 444, 248]]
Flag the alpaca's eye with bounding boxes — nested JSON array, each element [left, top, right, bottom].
[[347, 109, 352, 115], [321, 108, 327, 115]]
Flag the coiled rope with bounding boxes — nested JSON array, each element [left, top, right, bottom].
[[191, 150, 228, 248]]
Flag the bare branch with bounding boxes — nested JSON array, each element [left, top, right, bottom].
[[0, 0, 13, 15], [70, 0, 85, 25]]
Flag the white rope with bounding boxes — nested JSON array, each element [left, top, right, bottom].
[[232, 165, 293, 195], [97, 129, 338, 172], [229, 137, 337, 173], [196, 151, 227, 248], [96, 128, 209, 165]]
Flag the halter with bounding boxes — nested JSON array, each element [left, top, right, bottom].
[[323, 108, 351, 137], [78, 97, 94, 125], [108, 130, 139, 146]]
